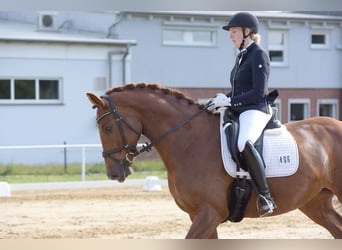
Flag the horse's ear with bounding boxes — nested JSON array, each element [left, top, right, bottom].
[[86, 92, 105, 109]]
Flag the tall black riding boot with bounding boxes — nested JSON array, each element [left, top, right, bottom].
[[242, 140, 276, 217]]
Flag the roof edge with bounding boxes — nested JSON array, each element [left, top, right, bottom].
[[0, 36, 137, 46]]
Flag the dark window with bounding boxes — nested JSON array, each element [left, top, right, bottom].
[[319, 104, 334, 117], [0, 79, 11, 99], [269, 50, 283, 62], [311, 34, 325, 44], [1, 78, 61, 103], [15, 80, 35, 99], [290, 103, 305, 121], [39, 80, 59, 99]]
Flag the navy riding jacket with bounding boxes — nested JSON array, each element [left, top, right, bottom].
[[228, 42, 270, 114]]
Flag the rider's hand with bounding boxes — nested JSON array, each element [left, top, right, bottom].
[[207, 93, 231, 112]]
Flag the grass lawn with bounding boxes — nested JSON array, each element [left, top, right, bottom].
[[0, 160, 166, 184]]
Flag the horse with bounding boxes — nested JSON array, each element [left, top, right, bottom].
[[86, 83, 342, 239]]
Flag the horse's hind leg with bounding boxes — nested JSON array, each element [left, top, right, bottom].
[[299, 188, 342, 238]]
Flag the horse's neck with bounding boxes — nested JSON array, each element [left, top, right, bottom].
[[139, 99, 220, 183], [116, 89, 214, 156], [140, 99, 192, 140], [122, 91, 201, 143]]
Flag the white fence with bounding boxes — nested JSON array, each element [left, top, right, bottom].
[[0, 143, 144, 181], [0, 144, 102, 181]]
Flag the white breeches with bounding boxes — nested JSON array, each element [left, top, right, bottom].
[[237, 107, 272, 152]]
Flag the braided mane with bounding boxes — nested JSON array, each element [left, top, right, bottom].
[[105, 83, 202, 107]]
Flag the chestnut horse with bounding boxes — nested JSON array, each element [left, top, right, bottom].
[[87, 83, 342, 239]]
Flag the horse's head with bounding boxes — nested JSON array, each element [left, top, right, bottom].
[[86, 92, 142, 182]]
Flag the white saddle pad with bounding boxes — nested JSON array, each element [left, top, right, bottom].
[[220, 110, 299, 179]]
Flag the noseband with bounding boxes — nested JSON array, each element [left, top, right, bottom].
[[97, 95, 141, 168]]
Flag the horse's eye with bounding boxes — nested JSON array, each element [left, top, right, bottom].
[[104, 125, 113, 134]]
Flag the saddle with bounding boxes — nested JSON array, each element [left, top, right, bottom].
[[224, 107, 282, 171], [224, 106, 282, 223]]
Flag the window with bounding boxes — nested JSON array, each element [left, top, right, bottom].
[[0, 78, 61, 104], [268, 30, 288, 66], [15, 80, 35, 99], [310, 30, 330, 49], [0, 79, 11, 99], [317, 99, 339, 119], [39, 80, 59, 99], [162, 24, 217, 47], [288, 99, 310, 122], [312, 34, 325, 44]]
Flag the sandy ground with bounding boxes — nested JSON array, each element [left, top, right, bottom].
[[0, 185, 341, 239]]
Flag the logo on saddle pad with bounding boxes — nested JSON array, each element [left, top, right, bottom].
[[220, 119, 299, 179]]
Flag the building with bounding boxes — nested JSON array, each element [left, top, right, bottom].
[[116, 11, 342, 122], [0, 11, 341, 164], [0, 11, 137, 164]]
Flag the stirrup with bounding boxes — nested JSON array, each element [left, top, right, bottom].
[[256, 195, 275, 217]]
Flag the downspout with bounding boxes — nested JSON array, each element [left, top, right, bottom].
[[122, 44, 130, 83], [108, 44, 131, 87]]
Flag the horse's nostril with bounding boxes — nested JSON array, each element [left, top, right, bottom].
[[108, 174, 126, 183], [108, 174, 118, 180], [107, 172, 126, 182]]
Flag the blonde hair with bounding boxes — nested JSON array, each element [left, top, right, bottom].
[[244, 27, 261, 44], [251, 33, 261, 44]]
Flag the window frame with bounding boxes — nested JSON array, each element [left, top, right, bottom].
[[288, 98, 310, 122], [310, 30, 331, 49], [162, 22, 218, 47], [317, 98, 339, 119], [0, 77, 63, 104], [268, 30, 288, 67]]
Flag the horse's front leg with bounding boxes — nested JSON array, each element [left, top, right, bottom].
[[185, 206, 223, 239]]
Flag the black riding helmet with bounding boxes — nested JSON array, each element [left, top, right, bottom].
[[222, 12, 259, 50], [222, 12, 259, 33]]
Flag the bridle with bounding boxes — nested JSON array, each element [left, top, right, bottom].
[[97, 94, 208, 169], [97, 95, 141, 168]]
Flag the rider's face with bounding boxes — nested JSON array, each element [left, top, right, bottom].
[[229, 27, 244, 49]]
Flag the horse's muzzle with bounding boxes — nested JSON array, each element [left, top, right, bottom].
[[107, 164, 133, 183]]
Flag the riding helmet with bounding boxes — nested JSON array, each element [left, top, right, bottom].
[[222, 12, 259, 33]]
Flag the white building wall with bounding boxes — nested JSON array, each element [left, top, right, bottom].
[[0, 41, 132, 164], [117, 14, 232, 88], [120, 12, 342, 89], [268, 22, 342, 88]]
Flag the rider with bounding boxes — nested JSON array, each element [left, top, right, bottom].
[[207, 12, 277, 216]]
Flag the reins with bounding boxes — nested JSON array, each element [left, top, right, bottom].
[[136, 104, 207, 155]]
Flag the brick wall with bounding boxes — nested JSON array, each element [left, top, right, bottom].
[[179, 87, 342, 123], [270, 88, 342, 122]]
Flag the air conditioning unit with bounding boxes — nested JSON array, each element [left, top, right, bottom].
[[37, 12, 58, 31]]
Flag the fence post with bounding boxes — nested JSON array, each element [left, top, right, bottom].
[[64, 141, 67, 173], [81, 146, 86, 182]]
